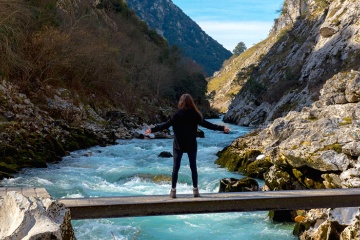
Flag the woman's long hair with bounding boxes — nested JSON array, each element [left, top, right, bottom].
[[178, 93, 203, 119]]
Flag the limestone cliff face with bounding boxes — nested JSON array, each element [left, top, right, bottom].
[[216, 70, 360, 238], [214, 1, 360, 238], [210, 0, 360, 126]]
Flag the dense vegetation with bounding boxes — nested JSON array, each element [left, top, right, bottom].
[[0, 0, 210, 117]]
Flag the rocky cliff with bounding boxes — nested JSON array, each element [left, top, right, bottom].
[[214, 0, 360, 238], [125, 0, 232, 76], [217, 70, 360, 238], [209, 0, 360, 126]]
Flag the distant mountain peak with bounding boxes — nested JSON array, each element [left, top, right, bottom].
[[125, 0, 232, 76]]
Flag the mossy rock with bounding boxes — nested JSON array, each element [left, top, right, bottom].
[[0, 144, 18, 158], [215, 147, 262, 173], [62, 128, 101, 151], [292, 168, 303, 180], [215, 146, 243, 171], [0, 162, 20, 173], [245, 159, 273, 179], [62, 135, 81, 152], [269, 210, 296, 222], [264, 166, 294, 190], [135, 173, 172, 183], [152, 174, 172, 183], [219, 177, 259, 192], [44, 135, 66, 156], [291, 167, 326, 189], [0, 171, 14, 180], [0, 122, 114, 179], [293, 222, 311, 237]]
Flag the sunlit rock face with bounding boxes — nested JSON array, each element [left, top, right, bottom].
[[216, 70, 360, 239], [0, 192, 75, 240], [211, 0, 360, 127], [215, 5, 360, 238], [241, 71, 360, 187]]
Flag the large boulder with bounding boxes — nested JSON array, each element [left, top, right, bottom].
[[0, 191, 76, 240], [218, 177, 259, 192]]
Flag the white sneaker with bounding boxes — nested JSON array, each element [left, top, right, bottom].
[[170, 189, 176, 198], [193, 187, 200, 197]]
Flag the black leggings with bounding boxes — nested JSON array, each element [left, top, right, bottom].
[[172, 149, 198, 189]]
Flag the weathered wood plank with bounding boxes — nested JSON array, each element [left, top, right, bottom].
[[34, 188, 51, 198], [21, 188, 37, 197], [0, 188, 50, 198], [59, 188, 360, 220], [0, 188, 6, 197]]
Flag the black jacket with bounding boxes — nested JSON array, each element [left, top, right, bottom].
[[151, 109, 224, 152]]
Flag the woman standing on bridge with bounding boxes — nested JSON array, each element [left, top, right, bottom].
[[145, 93, 229, 198]]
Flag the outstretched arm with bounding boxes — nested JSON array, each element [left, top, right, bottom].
[[200, 119, 229, 133], [145, 119, 171, 134]]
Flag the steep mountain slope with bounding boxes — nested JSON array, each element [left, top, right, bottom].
[[125, 0, 232, 76], [210, 0, 360, 126]]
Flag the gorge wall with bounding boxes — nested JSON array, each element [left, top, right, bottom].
[[209, 0, 360, 126], [213, 0, 360, 238]]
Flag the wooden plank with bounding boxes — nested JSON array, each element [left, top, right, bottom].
[[59, 188, 360, 220], [34, 188, 51, 198], [21, 188, 37, 197], [5, 187, 20, 194], [0, 188, 6, 197], [0, 188, 50, 198]]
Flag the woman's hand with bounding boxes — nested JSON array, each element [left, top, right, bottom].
[[145, 129, 151, 134], [224, 126, 230, 133]]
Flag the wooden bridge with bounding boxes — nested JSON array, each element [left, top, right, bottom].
[[2, 187, 360, 220]]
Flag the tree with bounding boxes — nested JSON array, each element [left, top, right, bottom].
[[233, 41, 247, 55]]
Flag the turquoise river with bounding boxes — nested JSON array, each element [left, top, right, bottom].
[[1, 118, 297, 240]]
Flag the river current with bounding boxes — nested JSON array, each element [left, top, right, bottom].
[[1, 118, 296, 240]]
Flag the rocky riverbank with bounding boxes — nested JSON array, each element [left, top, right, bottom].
[[0, 79, 146, 180], [215, 71, 360, 238]]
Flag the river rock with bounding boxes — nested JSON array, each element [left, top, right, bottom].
[[218, 177, 259, 192], [0, 191, 75, 239], [269, 210, 295, 223], [133, 130, 145, 139], [158, 151, 173, 158]]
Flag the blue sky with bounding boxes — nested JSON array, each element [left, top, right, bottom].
[[172, 0, 284, 51]]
